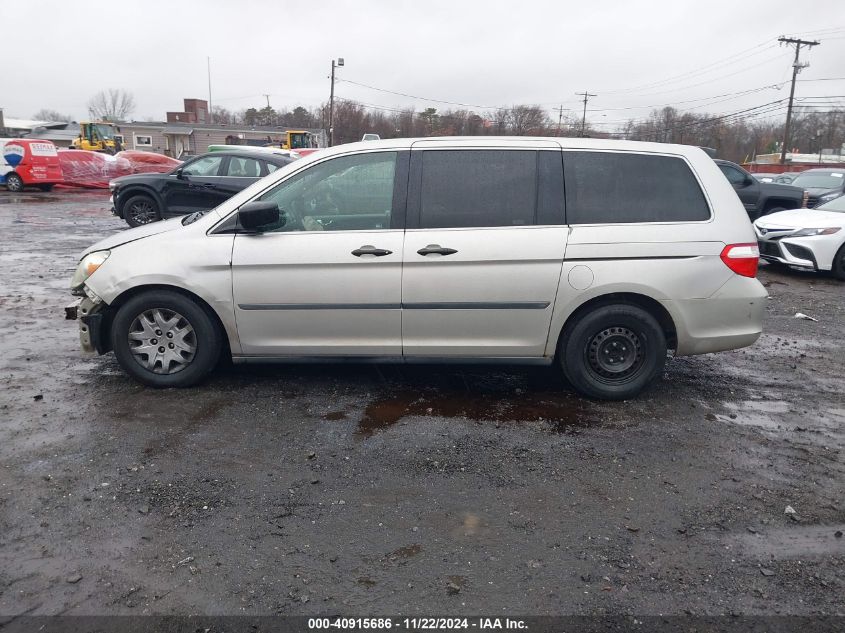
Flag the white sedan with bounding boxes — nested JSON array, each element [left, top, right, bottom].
[[754, 195, 845, 279]]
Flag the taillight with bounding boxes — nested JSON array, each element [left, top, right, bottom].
[[720, 243, 759, 278]]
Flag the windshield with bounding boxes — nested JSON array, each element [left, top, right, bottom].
[[792, 173, 845, 189], [817, 195, 845, 212], [94, 124, 114, 140]]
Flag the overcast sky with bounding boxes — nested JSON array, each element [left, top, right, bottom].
[[3, 0, 844, 131]]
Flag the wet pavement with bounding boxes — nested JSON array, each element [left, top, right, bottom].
[[0, 190, 843, 616]]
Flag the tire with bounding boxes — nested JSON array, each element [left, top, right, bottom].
[[5, 173, 24, 192], [110, 290, 223, 388], [123, 194, 161, 227], [559, 304, 666, 401], [833, 244, 845, 281], [38, 184, 54, 192]]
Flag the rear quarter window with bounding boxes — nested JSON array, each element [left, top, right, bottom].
[[564, 151, 711, 224]]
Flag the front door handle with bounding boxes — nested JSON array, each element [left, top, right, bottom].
[[417, 244, 458, 256], [352, 245, 393, 257]]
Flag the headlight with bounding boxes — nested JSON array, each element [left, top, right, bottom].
[[792, 227, 841, 237], [70, 250, 110, 288]]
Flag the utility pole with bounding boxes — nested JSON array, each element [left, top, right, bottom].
[[328, 57, 344, 147], [207, 57, 213, 123], [556, 104, 565, 136], [576, 91, 596, 137], [263, 94, 271, 109], [778, 36, 820, 165]]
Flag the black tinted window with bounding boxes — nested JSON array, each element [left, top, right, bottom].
[[420, 150, 537, 228], [564, 152, 710, 224], [718, 163, 747, 186]]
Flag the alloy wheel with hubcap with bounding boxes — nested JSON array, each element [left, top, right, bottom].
[[128, 308, 197, 374], [5, 173, 24, 192], [111, 290, 222, 387]]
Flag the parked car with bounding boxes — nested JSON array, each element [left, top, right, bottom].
[[109, 150, 296, 227], [361, 133, 381, 141], [789, 168, 845, 208], [67, 138, 767, 400], [772, 172, 798, 185], [755, 194, 845, 279], [714, 159, 805, 219], [1, 138, 63, 192]]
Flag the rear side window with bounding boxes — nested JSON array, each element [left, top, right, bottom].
[[564, 151, 710, 224], [419, 150, 537, 228]]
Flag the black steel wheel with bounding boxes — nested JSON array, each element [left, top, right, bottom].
[[559, 303, 666, 400]]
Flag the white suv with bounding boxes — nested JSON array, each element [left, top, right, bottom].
[[67, 137, 767, 400]]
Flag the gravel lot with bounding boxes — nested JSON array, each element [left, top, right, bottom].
[[0, 190, 843, 618]]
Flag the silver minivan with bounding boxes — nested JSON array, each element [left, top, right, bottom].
[[67, 137, 767, 400]]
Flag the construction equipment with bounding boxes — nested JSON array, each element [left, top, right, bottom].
[[70, 121, 123, 153], [278, 131, 316, 151]]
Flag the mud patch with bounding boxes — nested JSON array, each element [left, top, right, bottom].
[[352, 389, 604, 438]]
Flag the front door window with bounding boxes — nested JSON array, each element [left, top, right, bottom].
[[257, 152, 397, 232]]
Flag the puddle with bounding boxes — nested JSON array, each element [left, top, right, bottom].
[[736, 525, 845, 559], [714, 399, 793, 430], [335, 388, 603, 438]]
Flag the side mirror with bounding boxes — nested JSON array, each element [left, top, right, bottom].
[[743, 176, 754, 187], [174, 168, 184, 179], [239, 201, 281, 231]]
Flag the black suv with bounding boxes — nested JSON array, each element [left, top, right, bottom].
[[715, 159, 805, 220], [110, 150, 296, 227]]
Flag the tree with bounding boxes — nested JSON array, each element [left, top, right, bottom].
[[87, 89, 135, 122], [211, 106, 236, 125], [32, 109, 72, 122]]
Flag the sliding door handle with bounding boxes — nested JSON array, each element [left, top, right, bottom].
[[352, 245, 393, 257], [417, 244, 458, 256]]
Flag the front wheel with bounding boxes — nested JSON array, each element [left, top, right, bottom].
[[559, 304, 666, 400], [123, 194, 161, 227], [833, 244, 845, 281], [5, 173, 24, 192], [111, 290, 223, 387]]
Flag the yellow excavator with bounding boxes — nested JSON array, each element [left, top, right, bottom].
[[70, 121, 123, 153]]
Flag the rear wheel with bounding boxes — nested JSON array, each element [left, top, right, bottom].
[[5, 173, 24, 192], [833, 244, 845, 281], [110, 290, 222, 387], [559, 304, 666, 400], [123, 194, 161, 227]]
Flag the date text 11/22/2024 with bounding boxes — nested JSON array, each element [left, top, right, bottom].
[[308, 618, 528, 630]]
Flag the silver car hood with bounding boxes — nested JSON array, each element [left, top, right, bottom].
[[81, 217, 185, 257]]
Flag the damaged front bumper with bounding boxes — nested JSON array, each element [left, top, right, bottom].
[[65, 296, 109, 354]]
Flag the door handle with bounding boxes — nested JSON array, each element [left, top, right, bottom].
[[417, 244, 458, 256], [352, 245, 393, 257]]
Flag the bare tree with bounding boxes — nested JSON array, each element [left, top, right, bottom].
[[32, 109, 73, 122], [87, 89, 135, 122]]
